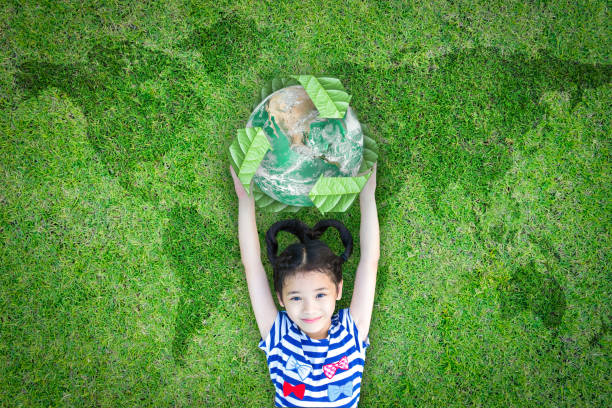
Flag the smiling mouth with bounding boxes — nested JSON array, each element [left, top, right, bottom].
[[302, 317, 321, 324]]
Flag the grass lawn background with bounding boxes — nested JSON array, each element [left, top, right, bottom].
[[1, 0, 610, 406]]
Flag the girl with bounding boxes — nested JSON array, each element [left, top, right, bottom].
[[230, 164, 379, 407]]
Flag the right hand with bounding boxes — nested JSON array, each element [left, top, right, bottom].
[[229, 165, 253, 202]]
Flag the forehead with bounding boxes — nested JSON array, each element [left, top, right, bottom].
[[282, 271, 336, 292]]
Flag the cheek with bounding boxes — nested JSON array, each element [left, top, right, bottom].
[[287, 303, 301, 314]]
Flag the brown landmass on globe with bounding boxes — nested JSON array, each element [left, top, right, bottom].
[[266, 86, 319, 147]]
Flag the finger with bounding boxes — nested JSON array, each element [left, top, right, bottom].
[[367, 165, 376, 178], [357, 165, 374, 178], [230, 166, 245, 193], [230, 166, 241, 184]]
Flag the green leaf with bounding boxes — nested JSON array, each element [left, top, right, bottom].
[[290, 75, 351, 119], [252, 183, 302, 212], [260, 82, 273, 103], [359, 134, 379, 173], [253, 76, 300, 110], [228, 127, 270, 196], [308, 174, 370, 214], [271, 77, 284, 92]]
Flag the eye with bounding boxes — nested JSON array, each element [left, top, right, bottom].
[[316, 293, 327, 298], [290, 296, 301, 301]]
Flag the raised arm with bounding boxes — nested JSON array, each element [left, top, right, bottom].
[[230, 166, 278, 339], [350, 164, 379, 343]]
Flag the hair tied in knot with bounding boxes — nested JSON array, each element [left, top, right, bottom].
[[305, 227, 319, 241], [311, 219, 353, 263], [265, 219, 311, 264]]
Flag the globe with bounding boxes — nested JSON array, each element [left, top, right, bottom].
[[247, 85, 364, 207]]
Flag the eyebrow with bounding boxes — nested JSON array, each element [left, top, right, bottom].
[[287, 288, 328, 295]]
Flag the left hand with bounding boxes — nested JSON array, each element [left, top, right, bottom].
[[360, 163, 377, 199]]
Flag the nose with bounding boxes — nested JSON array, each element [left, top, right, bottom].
[[303, 297, 316, 314]]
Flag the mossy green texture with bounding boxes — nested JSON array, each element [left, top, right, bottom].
[[1, 1, 610, 406]]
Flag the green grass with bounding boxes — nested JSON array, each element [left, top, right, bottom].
[[1, 0, 610, 406]]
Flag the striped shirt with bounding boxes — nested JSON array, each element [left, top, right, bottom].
[[259, 308, 369, 407]]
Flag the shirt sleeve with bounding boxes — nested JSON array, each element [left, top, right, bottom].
[[342, 308, 370, 353], [258, 311, 289, 356]]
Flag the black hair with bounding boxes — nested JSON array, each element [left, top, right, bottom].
[[265, 219, 353, 297]]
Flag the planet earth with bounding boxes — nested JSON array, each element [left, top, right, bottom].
[[247, 85, 364, 207]]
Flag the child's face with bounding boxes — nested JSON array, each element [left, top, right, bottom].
[[277, 271, 343, 340]]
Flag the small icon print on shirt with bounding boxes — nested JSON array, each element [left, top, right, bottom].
[[328, 381, 353, 402], [286, 355, 313, 380], [283, 381, 306, 399], [323, 355, 349, 379]]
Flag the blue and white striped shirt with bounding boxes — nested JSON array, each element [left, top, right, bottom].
[[259, 309, 369, 407]]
